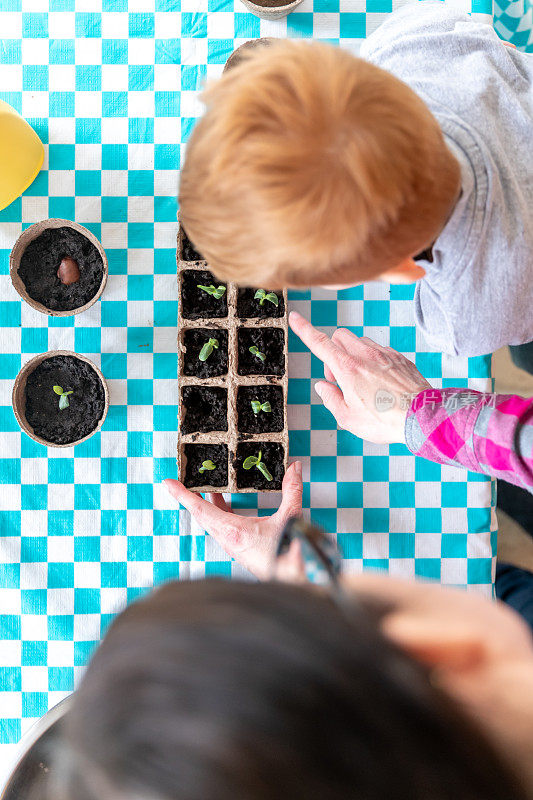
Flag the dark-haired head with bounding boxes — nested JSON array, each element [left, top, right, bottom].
[[55, 579, 526, 800]]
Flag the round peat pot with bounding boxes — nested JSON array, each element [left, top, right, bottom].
[[12, 351, 109, 448], [10, 218, 108, 317], [238, 0, 303, 19], [224, 37, 276, 72], [0, 697, 70, 800]]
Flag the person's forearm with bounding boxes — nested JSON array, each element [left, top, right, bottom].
[[405, 388, 533, 491]]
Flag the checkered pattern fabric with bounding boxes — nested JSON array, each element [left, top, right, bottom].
[[0, 0, 526, 773], [495, 0, 533, 48]]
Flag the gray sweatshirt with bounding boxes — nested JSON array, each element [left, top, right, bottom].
[[361, 4, 533, 357]]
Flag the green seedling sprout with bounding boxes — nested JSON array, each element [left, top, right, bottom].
[[199, 459, 216, 474], [199, 337, 219, 362], [249, 345, 266, 363], [53, 385, 73, 411], [242, 449, 273, 481], [251, 400, 272, 415], [197, 284, 226, 300], [254, 289, 279, 307]]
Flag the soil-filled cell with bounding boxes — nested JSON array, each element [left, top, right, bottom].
[[236, 288, 285, 319], [181, 269, 228, 320], [234, 441, 284, 491], [181, 229, 204, 263], [182, 328, 228, 378], [181, 386, 228, 434], [184, 443, 228, 488], [237, 385, 284, 434], [237, 327, 285, 376]]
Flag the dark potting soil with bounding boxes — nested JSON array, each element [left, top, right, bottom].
[[237, 288, 284, 319], [181, 270, 228, 320], [182, 328, 228, 378], [184, 443, 228, 488], [18, 227, 104, 312], [237, 327, 285, 376], [181, 229, 204, 262], [25, 355, 105, 445], [235, 441, 284, 491], [181, 386, 228, 434], [237, 385, 284, 434]]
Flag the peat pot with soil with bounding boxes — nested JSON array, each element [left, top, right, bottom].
[[237, 0, 304, 21], [10, 219, 108, 316], [224, 38, 276, 72], [12, 351, 108, 447]]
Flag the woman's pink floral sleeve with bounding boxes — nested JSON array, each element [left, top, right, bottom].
[[405, 388, 533, 491]]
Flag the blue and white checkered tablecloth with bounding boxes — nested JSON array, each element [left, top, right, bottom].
[[0, 0, 531, 776]]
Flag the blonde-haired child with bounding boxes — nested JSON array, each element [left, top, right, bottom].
[[179, 4, 533, 357]]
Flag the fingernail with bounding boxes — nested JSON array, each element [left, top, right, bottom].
[[289, 310, 301, 321], [314, 382, 324, 398], [294, 460, 302, 477]]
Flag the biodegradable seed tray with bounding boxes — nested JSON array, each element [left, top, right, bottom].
[[177, 225, 289, 493]]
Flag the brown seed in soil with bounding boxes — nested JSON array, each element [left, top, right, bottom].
[[57, 257, 80, 286]]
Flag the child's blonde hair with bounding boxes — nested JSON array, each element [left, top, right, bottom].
[[179, 40, 460, 287]]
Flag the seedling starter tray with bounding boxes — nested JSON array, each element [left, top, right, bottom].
[[177, 225, 289, 493]]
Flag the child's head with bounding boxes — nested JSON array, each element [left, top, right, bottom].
[[57, 578, 524, 800], [179, 40, 460, 288]]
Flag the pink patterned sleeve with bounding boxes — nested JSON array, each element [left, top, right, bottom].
[[405, 388, 533, 491]]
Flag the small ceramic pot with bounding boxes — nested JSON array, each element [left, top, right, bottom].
[[10, 218, 108, 317], [238, 0, 304, 21], [12, 350, 109, 448]]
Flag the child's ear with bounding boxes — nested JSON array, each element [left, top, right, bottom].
[[379, 258, 426, 284]]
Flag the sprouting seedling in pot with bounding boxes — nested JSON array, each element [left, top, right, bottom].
[[53, 385, 73, 410], [254, 289, 279, 307], [199, 459, 216, 474], [251, 400, 272, 415], [197, 284, 226, 300], [242, 450, 273, 481], [249, 345, 266, 363], [199, 337, 219, 362]]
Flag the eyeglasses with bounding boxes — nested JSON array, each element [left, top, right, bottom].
[[276, 516, 342, 586], [276, 517, 370, 622]]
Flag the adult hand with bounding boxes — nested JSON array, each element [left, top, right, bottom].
[[289, 311, 431, 444], [164, 461, 303, 579]]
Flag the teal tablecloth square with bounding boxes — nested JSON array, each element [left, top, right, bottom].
[[21, 590, 46, 615], [74, 537, 101, 562], [337, 482, 363, 508], [48, 617, 74, 641], [22, 642, 47, 667], [102, 562, 128, 588], [389, 531, 415, 558], [22, 692, 48, 719], [0, 565, 20, 590], [48, 667, 74, 691], [0, 616, 21, 640], [442, 533, 468, 558], [21, 537, 47, 563], [415, 558, 441, 579], [363, 456, 389, 482]]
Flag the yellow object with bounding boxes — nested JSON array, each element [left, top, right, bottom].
[[0, 100, 44, 211]]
